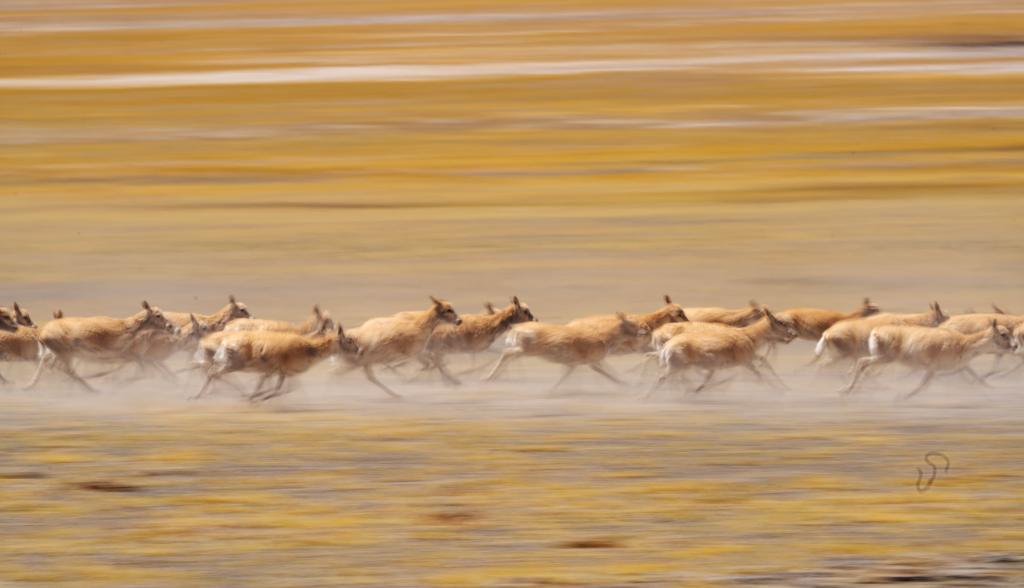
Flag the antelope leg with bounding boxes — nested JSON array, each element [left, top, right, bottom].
[[363, 365, 402, 399]]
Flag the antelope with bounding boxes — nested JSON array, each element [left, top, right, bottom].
[[224, 305, 328, 334], [838, 320, 1014, 398], [684, 301, 763, 327], [811, 302, 948, 367], [164, 295, 250, 331], [567, 295, 688, 354], [776, 298, 880, 342], [25, 301, 175, 392], [0, 311, 28, 384], [417, 296, 536, 385], [646, 309, 797, 397], [340, 296, 462, 398], [89, 313, 214, 381], [484, 313, 649, 390], [0, 303, 34, 328], [942, 310, 1024, 376], [194, 323, 360, 402]]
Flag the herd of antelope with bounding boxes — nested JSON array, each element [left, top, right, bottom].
[[0, 295, 1020, 402]]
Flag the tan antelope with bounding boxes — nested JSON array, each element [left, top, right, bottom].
[[0, 311, 28, 384], [224, 304, 331, 335], [164, 295, 250, 331], [25, 301, 175, 392], [776, 298, 880, 341], [684, 301, 763, 327], [567, 295, 688, 354], [340, 297, 462, 398], [646, 309, 797, 397], [811, 302, 948, 367], [87, 313, 213, 381], [941, 310, 1024, 376], [417, 296, 536, 385], [0, 303, 34, 328], [484, 313, 649, 390], [838, 320, 1014, 398], [194, 323, 360, 402]]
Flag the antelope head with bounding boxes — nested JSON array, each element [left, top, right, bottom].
[[928, 301, 949, 326], [334, 323, 361, 357], [184, 313, 213, 343], [765, 308, 798, 343], [860, 297, 880, 317], [511, 295, 537, 323], [989, 319, 1014, 352], [139, 301, 176, 333], [0, 310, 17, 332], [12, 302, 33, 327], [662, 294, 688, 323], [430, 296, 462, 326], [228, 295, 251, 320]]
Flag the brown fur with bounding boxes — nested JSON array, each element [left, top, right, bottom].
[[683, 301, 763, 327], [342, 297, 461, 397], [225, 305, 329, 335], [567, 295, 688, 355], [25, 301, 175, 392], [776, 298, 880, 341], [163, 295, 250, 331], [419, 297, 535, 384], [647, 309, 797, 396], [195, 324, 359, 402], [0, 303, 34, 328], [485, 312, 648, 388], [839, 320, 1013, 397], [812, 302, 948, 366]]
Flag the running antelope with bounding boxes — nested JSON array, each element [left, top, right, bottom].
[[0, 303, 34, 328], [485, 313, 649, 390], [776, 298, 880, 341], [90, 313, 214, 381], [340, 297, 462, 398], [838, 320, 1014, 398], [164, 295, 250, 331], [646, 309, 797, 397], [418, 296, 536, 384], [567, 295, 688, 354], [25, 301, 175, 392], [194, 323, 360, 402], [684, 301, 763, 327], [811, 302, 948, 367], [0, 311, 28, 384], [224, 305, 330, 334]]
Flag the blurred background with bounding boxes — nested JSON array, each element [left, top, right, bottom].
[[2, 1, 1024, 586]]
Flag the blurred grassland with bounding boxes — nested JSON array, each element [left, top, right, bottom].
[[1, 400, 1022, 586], [3, 0, 1024, 316]]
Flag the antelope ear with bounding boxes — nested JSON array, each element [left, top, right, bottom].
[[313, 305, 322, 319], [53, 309, 63, 319], [992, 303, 1007, 314], [615, 311, 627, 321], [764, 308, 778, 322], [483, 302, 495, 314], [13, 302, 21, 316], [337, 323, 345, 337], [512, 295, 521, 307], [142, 300, 152, 311], [749, 299, 759, 309], [664, 294, 672, 304], [229, 295, 238, 306], [430, 295, 442, 306], [863, 297, 871, 306]]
